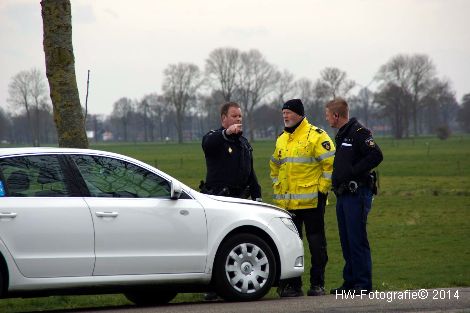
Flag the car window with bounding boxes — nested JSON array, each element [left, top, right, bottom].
[[70, 155, 171, 198], [0, 155, 70, 197]]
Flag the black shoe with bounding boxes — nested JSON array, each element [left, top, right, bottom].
[[307, 286, 326, 296], [351, 288, 372, 295], [204, 292, 219, 301], [278, 286, 304, 297], [330, 285, 351, 294]]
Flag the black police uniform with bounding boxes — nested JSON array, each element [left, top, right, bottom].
[[332, 117, 383, 293], [201, 127, 261, 200]]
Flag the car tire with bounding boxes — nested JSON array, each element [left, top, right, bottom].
[[213, 233, 276, 301], [124, 289, 177, 306]]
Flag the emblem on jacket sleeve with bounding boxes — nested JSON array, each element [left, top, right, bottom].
[[365, 137, 376, 147], [321, 141, 331, 151]]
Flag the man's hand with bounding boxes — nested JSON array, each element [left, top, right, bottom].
[[226, 123, 243, 135]]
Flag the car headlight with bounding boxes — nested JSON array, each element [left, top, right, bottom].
[[280, 217, 299, 235]]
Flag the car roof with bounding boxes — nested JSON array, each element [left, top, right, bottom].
[[0, 147, 117, 158], [0, 147, 183, 188]]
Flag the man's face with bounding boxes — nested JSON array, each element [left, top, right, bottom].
[[282, 109, 303, 128], [325, 107, 339, 128], [222, 106, 242, 128]]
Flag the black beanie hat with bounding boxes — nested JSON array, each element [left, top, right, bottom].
[[282, 99, 304, 116]]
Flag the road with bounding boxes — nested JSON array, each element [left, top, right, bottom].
[[29, 288, 470, 313]]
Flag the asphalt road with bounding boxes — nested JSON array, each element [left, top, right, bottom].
[[33, 287, 470, 313]]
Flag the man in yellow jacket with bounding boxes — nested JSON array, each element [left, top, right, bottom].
[[270, 99, 335, 297]]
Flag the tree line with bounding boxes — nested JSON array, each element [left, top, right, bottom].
[[2, 47, 469, 146]]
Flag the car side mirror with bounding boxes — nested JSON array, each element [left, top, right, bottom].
[[170, 180, 183, 200]]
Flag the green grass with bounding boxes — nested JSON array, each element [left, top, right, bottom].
[[1, 135, 469, 312]]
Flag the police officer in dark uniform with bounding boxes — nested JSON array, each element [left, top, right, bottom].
[[201, 101, 262, 301], [325, 98, 383, 294], [201, 101, 261, 201]]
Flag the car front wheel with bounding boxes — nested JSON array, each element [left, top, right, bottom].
[[213, 233, 276, 301]]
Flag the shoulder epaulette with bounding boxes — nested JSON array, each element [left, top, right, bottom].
[[356, 127, 371, 136]]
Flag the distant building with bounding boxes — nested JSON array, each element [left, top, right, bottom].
[[102, 131, 113, 141]]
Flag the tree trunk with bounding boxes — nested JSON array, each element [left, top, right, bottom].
[[41, 0, 88, 148], [175, 108, 184, 144]]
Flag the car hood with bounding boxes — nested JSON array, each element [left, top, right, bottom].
[[206, 195, 290, 215]]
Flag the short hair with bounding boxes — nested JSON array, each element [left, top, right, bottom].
[[220, 102, 240, 117], [326, 98, 349, 118]]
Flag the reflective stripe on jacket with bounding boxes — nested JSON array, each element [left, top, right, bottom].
[[270, 118, 335, 210]]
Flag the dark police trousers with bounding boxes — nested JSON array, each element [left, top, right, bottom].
[[336, 186, 373, 291], [282, 193, 328, 289]]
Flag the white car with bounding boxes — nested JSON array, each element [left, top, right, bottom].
[[0, 148, 303, 305]]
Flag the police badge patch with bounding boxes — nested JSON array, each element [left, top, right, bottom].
[[365, 137, 376, 147], [321, 141, 331, 151]]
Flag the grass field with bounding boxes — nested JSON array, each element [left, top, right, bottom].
[[1, 135, 469, 312]]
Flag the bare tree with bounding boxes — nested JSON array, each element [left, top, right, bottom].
[[8, 70, 35, 145], [137, 97, 151, 142], [200, 90, 226, 131], [293, 78, 326, 126], [236, 49, 277, 141], [162, 63, 203, 143], [420, 78, 458, 133], [408, 54, 436, 135], [376, 53, 437, 136], [319, 67, 355, 99], [41, 0, 88, 148], [276, 69, 296, 104], [374, 83, 410, 139], [29, 68, 48, 146], [0, 107, 10, 143], [356, 87, 373, 127], [111, 97, 133, 142], [146, 93, 171, 141], [295, 78, 314, 104], [457, 93, 470, 133], [205, 47, 241, 102], [375, 55, 412, 137], [7, 68, 49, 146]]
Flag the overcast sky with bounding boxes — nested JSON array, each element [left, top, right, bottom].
[[1, 0, 469, 115]]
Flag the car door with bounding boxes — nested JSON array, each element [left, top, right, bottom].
[[0, 154, 95, 278], [69, 154, 207, 276]]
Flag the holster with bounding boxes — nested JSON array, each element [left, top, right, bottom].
[[370, 171, 378, 195], [334, 171, 378, 196], [199, 180, 212, 194]]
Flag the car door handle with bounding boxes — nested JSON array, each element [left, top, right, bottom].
[[179, 209, 189, 216], [95, 211, 119, 217], [0, 212, 17, 218]]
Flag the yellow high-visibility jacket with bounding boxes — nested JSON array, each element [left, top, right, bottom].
[[270, 118, 335, 210]]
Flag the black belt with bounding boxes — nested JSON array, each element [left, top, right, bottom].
[[333, 180, 370, 195]]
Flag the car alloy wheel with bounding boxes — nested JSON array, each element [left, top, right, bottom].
[[214, 233, 276, 301]]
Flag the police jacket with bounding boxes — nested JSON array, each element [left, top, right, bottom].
[[332, 118, 383, 189], [202, 127, 261, 199], [270, 118, 335, 210]]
